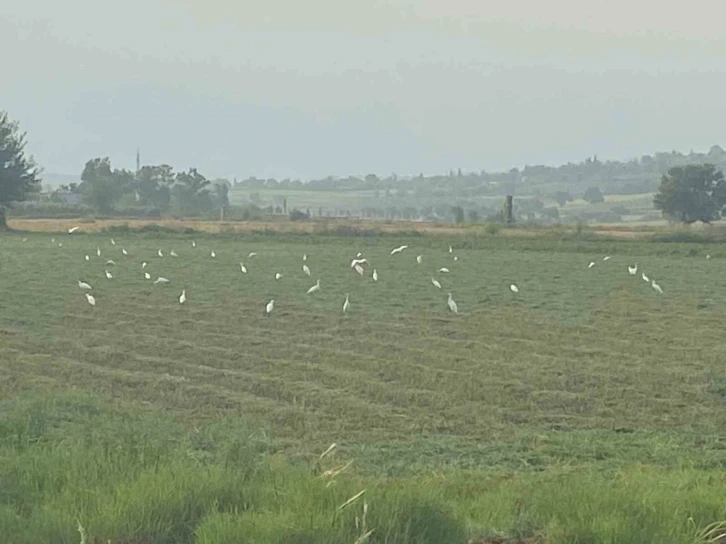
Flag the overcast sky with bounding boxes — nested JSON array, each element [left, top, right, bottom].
[[2, 1, 725, 180]]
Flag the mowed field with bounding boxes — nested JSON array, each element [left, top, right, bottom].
[[2, 229, 726, 475]]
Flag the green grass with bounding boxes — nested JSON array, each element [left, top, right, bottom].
[[2, 230, 726, 541]]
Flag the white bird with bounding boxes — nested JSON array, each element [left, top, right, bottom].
[[68, 226, 80, 234], [372, 269, 378, 282], [141, 261, 147, 269], [342, 293, 350, 313], [447, 293, 458, 314], [85, 292, 95, 306], [303, 264, 311, 276], [350, 258, 367, 268], [157, 249, 163, 257], [642, 273, 650, 282], [144, 272, 151, 280], [84, 255, 90, 261], [78, 280, 92, 290], [307, 279, 321, 294], [416, 255, 423, 264], [449, 245, 453, 254], [438, 267, 450, 273], [121, 248, 128, 256], [356, 252, 362, 258], [510, 284, 519, 293], [51, 238, 55, 243], [390, 245, 408, 255], [303, 253, 307, 261], [265, 299, 275, 315], [106, 259, 116, 265], [588, 261, 595, 269], [192, 240, 196, 247], [240, 262, 247, 273], [248, 252, 258, 258], [628, 264, 637, 275], [153, 277, 170, 285], [22, 237, 27, 242], [110, 238, 116, 245], [431, 277, 442, 289], [603, 256, 611, 261], [170, 250, 178, 257], [179, 289, 186, 304], [58, 243, 63, 247], [453, 256, 459, 261], [706, 254, 711, 259], [651, 280, 663, 294], [354, 264, 364, 276], [104, 270, 113, 280], [96, 247, 101, 257], [210, 251, 216, 258], [275, 273, 283, 280]]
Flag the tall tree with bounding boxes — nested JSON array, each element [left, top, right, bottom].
[[172, 168, 212, 215], [0, 111, 42, 229], [136, 164, 174, 210], [653, 164, 726, 223]]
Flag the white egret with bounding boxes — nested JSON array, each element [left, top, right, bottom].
[[110, 238, 116, 245], [510, 284, 519, 293], [307, 279, 321, 294], [303, 264, 311, 276], [453, 256, 459, 261], [51, 238, 55, 243], [628, 264, 637, 275], [706, 254, 711, 259], [416, 255, 423, 264], [170, 250, 178, 257], [78, 280, 92, 290], [356, 252, 362, 258], [22, 237, 27, 242], [431, 277, 442, 289], [588, 261, 595, 269], [275, 273, 283, 280], [210, 251, 216, 258], [372, 269, 378, 282], [438, 267, 450, 273], [447, 293, 458, 314], [248, 252, 258, 258], [390, 245, 408, 255], [192, 240, 196, 247], [153, 277, 170, 285], [85, 293, 96, 306], [303, 253, 307, 261], [449, 245, 453, 253], [350, 258, 367, 268], [265, 299, 275, 315], [104, 270, 113, 280], [58, 242, 63, 247], [68, 226, 80, 234], [96, 247, 101, 257], [144, 272, 151, 280], [85, 255, 90, 261], [121, 248, 128, 256], [142, 261, 147, 269], [179, 289, 187, 304], [651, 280, 663, 294], [343, 293, 350, 313], [603, 256, 611, 261], [158, 249, 163, 257], [642, 273, 650, 282], [240, 262, 247, 274], [354, 264, 364, 276], [106, 259, 116, 265]]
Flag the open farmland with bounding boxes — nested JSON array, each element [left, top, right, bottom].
[[2, 229, 726, 542]]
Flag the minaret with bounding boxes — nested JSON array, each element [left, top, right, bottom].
[[136, 147, 140, 174]]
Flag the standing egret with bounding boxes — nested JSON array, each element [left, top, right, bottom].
[[110, 238, 116, 245], [307, 279, 321, 294], [343, 293, 350, 313], [153, 277, 170, 285], [78, 280, 92, 290], [85, 255, 90, 261], [706, 254, 711, 259], [628, 264, 637, 275], [265, 299, 275, 315], [68, 226, 80, 234], [51, 238, 55, 243], [431, 277, 442, 289], [85, 293, 96, 306], [179, 289, 186, 304], [192, 240, 196, 247], [603, 256, 611, 261], [390, 245, 408, 255], [302, 264, 311, 276], [588, 261, 595, 269], [170, 250, 178, 257], [58, 242, 63, 247], [240, 262, 248, 273], [121, 248, 128, 256], [142, 261, 147, 269], [447, 293, 458, 314], [104, 270, 113, 280], [354, 264, 364, 276], [303, 253, 307, 261], [510, 284, 519, 293], [275, 273, 283, 280], [453, 256, 459, 261], [416, 255, 423, 264], [96, 247, 101, 257], [449, 245, 453, 254], [158, 249, 163, 257], [144, 272, 151, 280], [642, 273, 650, 282], [651, 280, 663, 294], [372, 269, 378, 282], [210, 251, 216, 258]]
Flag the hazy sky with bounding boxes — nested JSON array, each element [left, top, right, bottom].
[[2, 1, 725, 180]]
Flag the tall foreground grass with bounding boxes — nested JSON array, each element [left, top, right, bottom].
[[1, 392, 724, 543]]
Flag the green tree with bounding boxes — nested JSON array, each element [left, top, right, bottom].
[[553, 191, 572, 206], [452, 205, 465, 224], [0, 111, 42, 229], [583, 186, 605, 204], [136, 165, 174, 210], [653, 164, 726, 223], [80, 158, 133, 213], [172, 168, 212, 215]]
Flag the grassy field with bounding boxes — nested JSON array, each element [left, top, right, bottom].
[[2, 227, 726, 542]]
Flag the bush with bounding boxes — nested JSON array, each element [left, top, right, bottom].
[[289, 209, 310, 221]]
